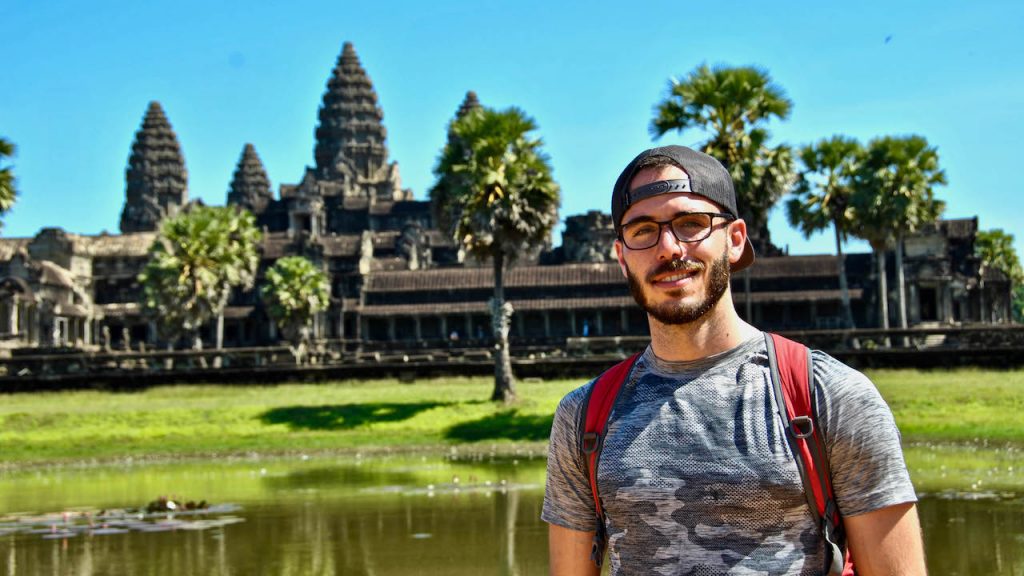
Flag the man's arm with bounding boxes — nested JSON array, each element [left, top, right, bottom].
[[549, 524, 600, 576], [845, 502, 926, 576]]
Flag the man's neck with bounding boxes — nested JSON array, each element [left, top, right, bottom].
[[646, 295, 758, 362]]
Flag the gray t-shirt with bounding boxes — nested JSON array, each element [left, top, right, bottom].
[[542, 334, 917, 575]]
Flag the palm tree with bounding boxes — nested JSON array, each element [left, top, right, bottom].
[[0, 137, 18, 230], [786, 136, 863, 329], [975, 229, 1023, 323], [651, 64, 796, 319], [430, 106, 560, 403], [139, 205, 262, 358], [262, 256, 331, 364], [851, 136, 945, 337]]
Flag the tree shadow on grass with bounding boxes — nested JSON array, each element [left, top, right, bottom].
[[260, 402, 455, 431], [444, 409, 554, 442]]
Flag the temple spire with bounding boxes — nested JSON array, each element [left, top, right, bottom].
[[456, 91, 482, 119], [227, 143, 273, 215], [119, 101, 188, 233], [313, 42, 389, 183]]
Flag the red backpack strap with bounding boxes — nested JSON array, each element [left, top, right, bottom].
[[579, 351, 641, 567], [765, 332, 852, 576]]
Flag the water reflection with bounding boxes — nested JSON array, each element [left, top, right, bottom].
[[919, 494, 1024, 576], [0, 456, 1020, 575]]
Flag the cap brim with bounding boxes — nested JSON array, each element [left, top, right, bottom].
[[731, 237, 756, 273]]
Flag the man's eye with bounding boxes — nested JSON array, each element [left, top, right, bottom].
[[674, 216, 707, 231], [628, 223, 658, 238]]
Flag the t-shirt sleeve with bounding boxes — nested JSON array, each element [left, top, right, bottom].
[[541, 383, 601, 531], [812, 352, 918, 517]]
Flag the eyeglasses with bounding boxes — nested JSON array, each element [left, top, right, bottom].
[[619, 212, 735, 250]]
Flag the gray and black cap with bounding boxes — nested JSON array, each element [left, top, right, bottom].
[[611, 144, 755, 272]]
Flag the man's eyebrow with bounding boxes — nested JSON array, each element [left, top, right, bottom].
[[623, 211, 698, 226], [622, 215, 657, 226]]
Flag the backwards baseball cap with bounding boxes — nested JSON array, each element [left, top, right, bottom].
[[611, 145, 755, 272]]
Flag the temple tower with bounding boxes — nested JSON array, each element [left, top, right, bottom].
[[227, 144, 273, 215], [119, 101, 188, 233], [455, 90, 482, 120], [311, 42, 407, 202]]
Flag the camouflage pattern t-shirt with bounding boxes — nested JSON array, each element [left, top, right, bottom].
[[542, 334, 917, 575]]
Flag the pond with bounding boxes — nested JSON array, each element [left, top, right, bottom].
[[0, 449, 1021, 575]]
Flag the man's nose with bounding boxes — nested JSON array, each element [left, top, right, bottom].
[[654, 223, 685, 260]]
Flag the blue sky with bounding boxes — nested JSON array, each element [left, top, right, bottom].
[[2, 0, 1022, 258]]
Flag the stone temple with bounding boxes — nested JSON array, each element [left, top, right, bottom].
[[0, 43, 1014, 351]]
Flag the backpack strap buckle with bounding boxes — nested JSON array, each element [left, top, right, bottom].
[[790, 415, 814, 439], [581, 432, 600, 454]]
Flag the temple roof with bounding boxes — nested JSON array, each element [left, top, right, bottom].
[[364, 263, 624, 292], [87, 232, 157, 257], [357, 289, 864, 317], [0, 238, 30, 260]]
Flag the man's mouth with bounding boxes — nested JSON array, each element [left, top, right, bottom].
[[659, 272, 694, 282], [648, 260, 704, 285]]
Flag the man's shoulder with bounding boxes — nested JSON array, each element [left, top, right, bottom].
[[554, 378, 595, 422], [808, 348, 871, 385], [556, 354, 646, 419]]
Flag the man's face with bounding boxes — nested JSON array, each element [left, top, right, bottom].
[[615, 166, 741, 326]]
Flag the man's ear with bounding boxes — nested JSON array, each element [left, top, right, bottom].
[[729, 219, 748, 266], [614, 240, 629, 278]]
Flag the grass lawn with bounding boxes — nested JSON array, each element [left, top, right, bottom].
[[868, 367, 1024, 443], [0, 377, 578, 466], [1, 367, 1022, 469]]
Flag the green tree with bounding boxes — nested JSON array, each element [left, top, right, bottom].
[[0, 137, 18, 229], [139, 205, 262, 357], [430, 106, 560, 403], [851, 136, 945, 336], [261, 256, 331, 364], [786, 136, 863, 329], [651, 64, 796, 318], [975, 229, 1023, 324]]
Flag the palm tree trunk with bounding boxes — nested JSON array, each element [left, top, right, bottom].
[[193, 330, 208, 368], [834, 222, 854, 330], [895, 231, 910, 347], [214, 311, 224, 368], [979, 276, 987, 323], [875, 246, 891, 347], [490, 252, 515, 403], [500, 489, 521, 576]]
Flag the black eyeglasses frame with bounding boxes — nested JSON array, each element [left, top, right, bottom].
[[618, 212, 736, 250]]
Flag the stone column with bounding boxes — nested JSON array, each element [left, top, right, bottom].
[[414, 316, 422, 341], [569, 310, 577, 336], [942, 284, 953, 323], [595, 311, 604, 336], [439, 315, 448, 339], [543, 311, 551, 339], [464, 314, 472, 340], [621, 309, 629, 334], [387, 317, 396, 341]]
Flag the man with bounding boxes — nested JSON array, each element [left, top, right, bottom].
[[542, 145, 925, 575]]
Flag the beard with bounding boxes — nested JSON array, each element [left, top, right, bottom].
[[626, 248, 731, 325]]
